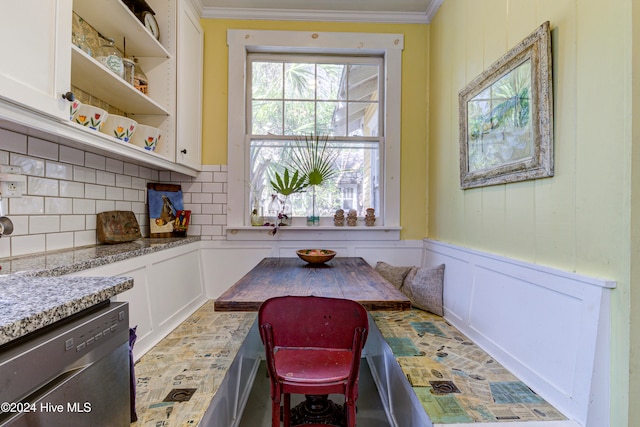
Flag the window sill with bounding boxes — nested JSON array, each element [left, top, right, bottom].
[[225, 225, 401, 241]]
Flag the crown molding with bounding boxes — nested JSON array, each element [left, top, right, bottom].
[[201, 5, 441, 24]]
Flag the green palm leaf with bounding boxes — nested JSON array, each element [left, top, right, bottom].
[[270, 167, 307, 196], [290, 133, 338, 187]]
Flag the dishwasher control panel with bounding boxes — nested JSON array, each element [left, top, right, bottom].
[[63, 304, 128, 353]]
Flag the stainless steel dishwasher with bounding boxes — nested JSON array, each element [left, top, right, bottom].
[[0, 301, 130, 426]]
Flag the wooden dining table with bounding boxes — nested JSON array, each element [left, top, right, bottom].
[[214, 257, 411, 312]]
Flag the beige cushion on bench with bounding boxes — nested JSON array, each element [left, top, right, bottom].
[[375, 261, 413, 290], [403, 264, 445, 316]]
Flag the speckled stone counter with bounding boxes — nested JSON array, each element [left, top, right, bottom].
[[0, 275, 133, 345], [0, 237, 199, 346], [0, 237, 200, 277]]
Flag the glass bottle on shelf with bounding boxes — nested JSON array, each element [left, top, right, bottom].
[[96, 36, 124, 79], [133, 57, 149, 94], [123, 58, 135, 86], [74, 33, 92, 57]]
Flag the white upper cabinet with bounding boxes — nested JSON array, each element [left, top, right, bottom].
[[0, 0, 73, 120], [0, 0, 203, 176], [176, 0, 203, 170]]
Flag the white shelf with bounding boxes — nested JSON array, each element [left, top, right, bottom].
[[70, 46, 169, 115], [73, 0, 170, 58]]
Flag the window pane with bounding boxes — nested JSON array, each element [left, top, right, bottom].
[[348, 102, 379, 136], [284, 63, 315, 99], [252, 101, 282, 135], [317, 101, 343, 136], [249, 139, 380, 219], [284, 101, 315, 135], [252, 62, 283, 99], [347, 64, 379, 102], [317, 64, 345, 100]]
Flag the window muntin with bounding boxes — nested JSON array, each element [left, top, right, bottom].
[[247, 54, 384, 220]]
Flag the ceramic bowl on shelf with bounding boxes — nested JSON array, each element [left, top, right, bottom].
[[74, 104, 108, 131], [68, 99, 82, 121], [296, 249, 336, 264], [101, 115, 137, 142], [130, 124, 161, 151]]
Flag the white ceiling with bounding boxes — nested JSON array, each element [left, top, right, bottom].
[[198, 0, 443, 24]]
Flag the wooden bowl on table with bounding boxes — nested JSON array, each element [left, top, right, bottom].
[[296, 249, 336, 264]]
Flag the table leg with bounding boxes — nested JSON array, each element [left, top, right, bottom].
[[290, 394, 345, 426]]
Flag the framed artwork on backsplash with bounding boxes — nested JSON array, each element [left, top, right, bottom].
[[147, 183, 186, 237], [459, 21, 553, 189]]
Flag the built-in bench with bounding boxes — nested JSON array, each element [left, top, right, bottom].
[[133, 302, 578, 426]]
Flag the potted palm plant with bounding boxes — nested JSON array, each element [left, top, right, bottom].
[[268, 133, 337, 233], [290, 133, 338, 225]]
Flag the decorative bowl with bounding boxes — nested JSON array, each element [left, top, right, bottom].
[[69, 99, 82, 121], [74, 104, 108, 131], [296, 249, 336, 264], [101, 114, 138, 142], [131, 124, 161, 151]]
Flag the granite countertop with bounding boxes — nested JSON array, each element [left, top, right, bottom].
[[0, 237, 200, 346], [0, 275, 133, 345], [0, 237, 200, 277]]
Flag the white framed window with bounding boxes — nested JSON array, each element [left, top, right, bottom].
[[227, 30, 403, 235]]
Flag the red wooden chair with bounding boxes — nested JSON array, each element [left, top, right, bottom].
[[258, 295, 369, 427]]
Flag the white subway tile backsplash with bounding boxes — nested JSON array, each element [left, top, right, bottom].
[[96, 200, 115, 213], [12, 234, 46, 256], [60, 181, 85, 198], [0, 237, 10, 258], [182, 182, 202, 193], [123, 162, 139, 177], [212, 214, 227, 225], [106, 186, 124, 201], [214, 172, 228, 183], [28, 176, 59, 197], [123, 188, 139, 202], [85, 152, 106, 170], [85, 214, 97, 230], [131, 177, 146, 190], [10, 154, 44, 176], [0, 129, 27, 154], [73, 199, 95, 215], [61, 215, 86, 232], [59, 145, 84, 166], [202, 204, 223, 215], [28, 137, 58, 161], [29, 216, 60, 234], [193, 172, 212, 182], [10, 196, 44, 215], [46, 232, 74, 251], [115, 201, 132, 211], [96, 170, 116, 187], [0, 128, 229, 257], [45, 198, 73, 215], [106, 158, 124, 174], [73, 166, 96, 184], [85, 184, 106, 200], [202, 182, 223, 193], [8, 216, 29, 236], [46, 161, 73, 180], [74, 230, 96, 247], [192, 193, 213, 204], [116, 174, 132, 188]]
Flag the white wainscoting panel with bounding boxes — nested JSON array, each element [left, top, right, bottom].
[[422, 239, 615, 427], [200, 239, 423, 299]]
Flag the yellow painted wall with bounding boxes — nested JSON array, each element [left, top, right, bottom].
[[200, 19, 428, 240], [429, 1, 632, 425]]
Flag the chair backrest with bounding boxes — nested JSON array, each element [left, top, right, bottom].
[[259, 295, 368, 350]]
